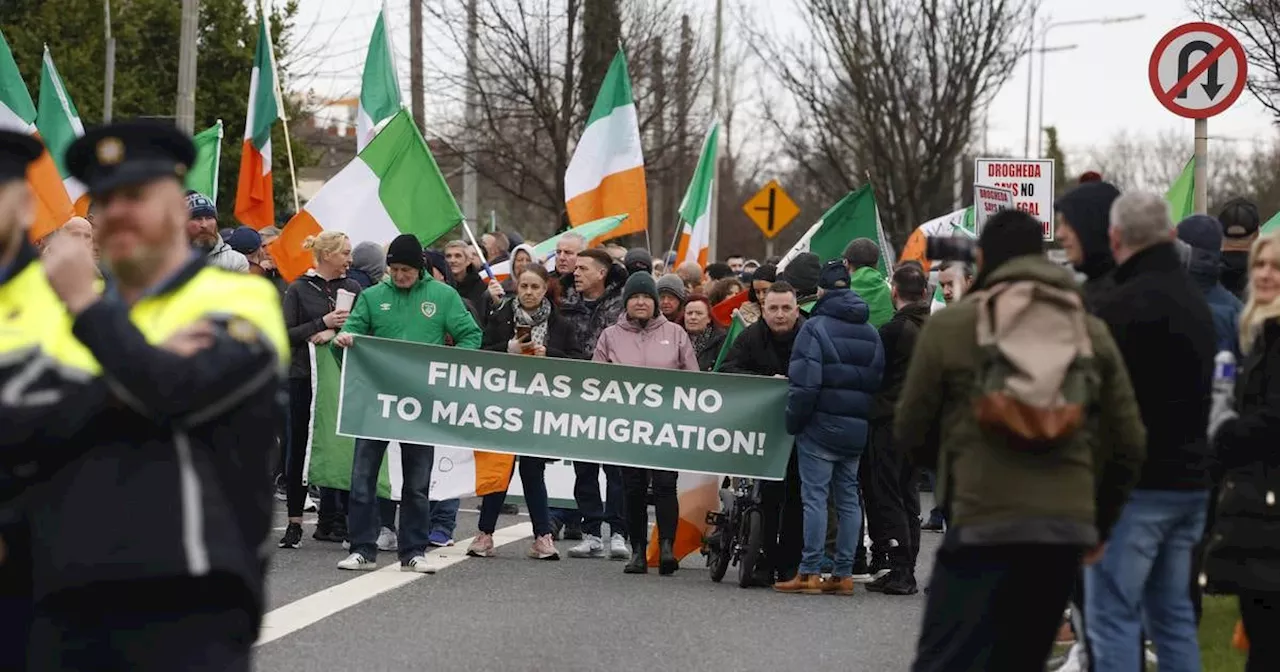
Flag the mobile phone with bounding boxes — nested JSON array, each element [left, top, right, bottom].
[[515, 325, 532, 341]]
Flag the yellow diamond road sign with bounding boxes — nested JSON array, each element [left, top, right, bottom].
[[743, 180, 799, 239]]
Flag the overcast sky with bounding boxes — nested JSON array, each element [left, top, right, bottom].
[[286, 0, 1277, 163]]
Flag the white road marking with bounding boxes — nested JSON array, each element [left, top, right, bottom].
[[270, 509, 528, 531], [255, 523, 529, 646]]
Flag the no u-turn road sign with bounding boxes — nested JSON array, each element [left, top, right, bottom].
[[1149, 22, 1247, 119]]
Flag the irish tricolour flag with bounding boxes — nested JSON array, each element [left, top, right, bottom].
[[36, 46, 87, 216], [356, 7, 401, 151], [269, 110, 463, 282], [674, 121, 718, 268], [235, 18, 279, 230], [564, 50, 647, 242], [0, 30, 74, 241], [778, 184, 895, 275]]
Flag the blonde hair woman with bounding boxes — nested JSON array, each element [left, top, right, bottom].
[[1205, 231, 1280, 672], [278, 231, 364, 550]]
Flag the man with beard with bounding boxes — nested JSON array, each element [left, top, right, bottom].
[[29, 121, 288, 671], [1218, 197, 1261, 300], [185, 191, 248, 272]]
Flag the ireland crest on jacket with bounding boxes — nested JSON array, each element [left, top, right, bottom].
[[421, 301, 437, 318]]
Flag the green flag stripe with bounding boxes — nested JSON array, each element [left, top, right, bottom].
[[360, 111, 464, 246], [37, 48, 82, 178], [186, 121, 223, 204], [0, 30, 35, 124], [712, 313, 744, 372], [361, 12, 402, 121], [679, 122, 718, 224], [584, 50, 635, 126], [1165, 157, 1195, 223], [249, 19, 278, 150]]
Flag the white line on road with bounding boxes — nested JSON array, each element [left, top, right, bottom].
[[256, 523, 529, 646], [270, 508, 528, 531]]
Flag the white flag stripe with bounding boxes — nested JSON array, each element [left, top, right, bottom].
[[564, 103, 644, 199]]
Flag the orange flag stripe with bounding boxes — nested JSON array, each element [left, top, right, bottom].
[[26, 148, 74, 242], [267, 209, 322, 283], [565, 165, 648, 245], [234, 139, 274, 230]]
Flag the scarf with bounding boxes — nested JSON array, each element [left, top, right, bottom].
[[515, 298, 553, 346], [690, 326, 718, 354]]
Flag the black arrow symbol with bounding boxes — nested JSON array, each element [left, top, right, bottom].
[[1177, 40, 1223, 100]]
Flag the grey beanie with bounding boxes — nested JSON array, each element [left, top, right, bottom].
[[352, 240, 387, 279], [656, 273, 687, 303]]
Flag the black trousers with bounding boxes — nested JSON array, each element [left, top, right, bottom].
[[286, 378, 348, 522], [0, 522, 31, 672], [862, 421, 922, 568], [913, 535, 1082, 672], [28, 577, 255, 672], [759, 447, 802, 580], [620, 467, 677, 549], [1241, 592, 1280, 672]]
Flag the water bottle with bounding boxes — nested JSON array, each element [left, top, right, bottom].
[[1213, 351, 1237, 396]]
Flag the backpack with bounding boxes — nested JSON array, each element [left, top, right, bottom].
[[971, 280, 1096, 450]]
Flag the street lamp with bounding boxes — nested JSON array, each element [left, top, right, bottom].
[[1034, 14, 1145, 157]]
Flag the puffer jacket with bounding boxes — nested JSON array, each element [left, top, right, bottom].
[[786, 288, 884, 456], [592, 313, 698, 372], [205, 235, 249, 273], [560, 277, 625, 355], [1205, 319, 1280, 594]]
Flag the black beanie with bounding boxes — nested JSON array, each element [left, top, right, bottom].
[[975, 210, 1043, 287], [386, 234, 424, 270], [624, 247, 652, 275], [753, 263, 778, 284], [622, 270, 659, 305], [781, 253, 821, 296]]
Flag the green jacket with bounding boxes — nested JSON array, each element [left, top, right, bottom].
[[849, 266, 894, 328], [341, 275, 482, 349], [893, 255, 1146, 546]]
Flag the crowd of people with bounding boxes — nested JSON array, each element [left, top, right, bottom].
[[4, 117, 1280, 672]]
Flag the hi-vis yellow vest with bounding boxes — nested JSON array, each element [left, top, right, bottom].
[[0, 256, 100, 376], [130, 266, 289, 372]]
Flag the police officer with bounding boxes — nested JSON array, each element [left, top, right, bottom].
[[27, 121, 288, 671], [0, 131, 104, 672]]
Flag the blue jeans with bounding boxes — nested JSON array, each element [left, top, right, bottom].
[[1085, 489, 1210, 672], [478, 458, 552, 537], [349, 439, 434, 563], [572, 462, 626, 539], [797, 440, 862, 577], [430, 498, 460, 537]]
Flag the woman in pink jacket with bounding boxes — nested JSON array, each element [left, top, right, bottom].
[[593, 271, 699, 576]]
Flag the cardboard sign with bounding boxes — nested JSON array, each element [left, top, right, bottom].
[[974, 159, 1056, 240], [973, 184, 1016, 234]]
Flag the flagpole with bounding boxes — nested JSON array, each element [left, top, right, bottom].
[[259, 0, 300, 214]]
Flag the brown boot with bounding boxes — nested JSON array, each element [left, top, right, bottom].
[[774, 573, 822, 594], [822, 576, 855, 596]]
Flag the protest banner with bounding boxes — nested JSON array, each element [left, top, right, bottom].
[[974, 158, 1056, 240], [973, 184, 1016, 233], [336, 336, 793, 480]]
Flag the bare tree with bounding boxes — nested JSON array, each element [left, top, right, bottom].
[[1194, 0, 1280, 121], [747, 0, 1031, 243]]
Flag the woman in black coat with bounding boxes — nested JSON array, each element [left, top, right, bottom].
[[467, 265, 583, 560], [682, 294, 725, 371], [1206, 232, 1280, 671]]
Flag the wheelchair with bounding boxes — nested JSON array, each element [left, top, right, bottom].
[[702, 476, 765, 588]]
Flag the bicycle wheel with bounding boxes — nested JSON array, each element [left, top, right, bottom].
[[708, 526, 732, 582], [737, 509, 763, 588]]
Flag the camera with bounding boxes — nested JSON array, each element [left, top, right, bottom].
[[925, 236, 977, 263]]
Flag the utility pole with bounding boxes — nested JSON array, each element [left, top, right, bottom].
[[409, 0, 425, 132], [708, 0, 723, 263], [463, 0, 479, 227], [103, 0, 115, 123], [175, 0, 199, 133]]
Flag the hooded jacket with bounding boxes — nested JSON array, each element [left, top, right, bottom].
[[592, 312, 698, 372], [786, 288, 884, 457], [1182, 238, 1244, 357], [849, 265, 895, 328], [340, 274, 482, 349], [348, 241, 387, 289], [1055, 181, 1121, 309], [205, 234, 249, 273], [894, 255, 1147, 545]]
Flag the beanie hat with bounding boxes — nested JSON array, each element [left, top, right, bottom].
[[976, 210, 1043, 285], [423, 249, 452, 286], [386, 234, 424, 270], [781, 253, 821, 296], [352, 240, 388, 280], [226, 227, 262, 255], [752, 263, 778, 284], [1219, 197, 1261, 239], [818, 260, 851, 290], [656, 273, 687, 303], [624, 247, 653, 275], [1177, 214, 1224, 253], [186, 191, 216, 219], [622, 270, 659, 305], [1078, 171, 1103, 184]]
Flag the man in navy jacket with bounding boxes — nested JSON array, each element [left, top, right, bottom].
[[776, 260, 884, 596]]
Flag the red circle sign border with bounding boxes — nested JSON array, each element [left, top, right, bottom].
[[1148, 21, 1247, 119]]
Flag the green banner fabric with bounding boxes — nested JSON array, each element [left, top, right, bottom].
[[310, 343, 394, 497], [337, 336, 793, 480]]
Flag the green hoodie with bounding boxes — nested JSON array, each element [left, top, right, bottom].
[[341, 274, 482, 349], [849, 266, 894, 328], [893, 255, 1147, 546]]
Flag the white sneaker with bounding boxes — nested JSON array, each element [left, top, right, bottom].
[[377, 527, 397, 551], [1056, 643, 1086, 672], [303, 495, 317, 513], [401, 555, 436, 574], [568, 533, 605, 558], [337, 552, 376, 571], [609, 533, 630, 560]]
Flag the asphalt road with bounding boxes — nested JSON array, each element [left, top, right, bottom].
[[254, 496, 941, 672]]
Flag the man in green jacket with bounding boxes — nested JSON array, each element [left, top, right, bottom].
[[894, 211, 1147, 671], [842, 238, 894, 328], [334, 234, 481, 573]]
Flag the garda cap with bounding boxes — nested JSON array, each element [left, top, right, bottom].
[[0, 130, 43, 185], [65, 120, 196, 196]]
